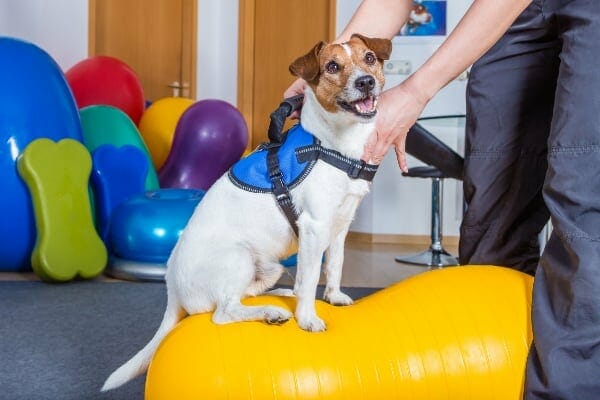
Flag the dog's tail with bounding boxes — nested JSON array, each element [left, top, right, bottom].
[[101, 293, 184, 392]]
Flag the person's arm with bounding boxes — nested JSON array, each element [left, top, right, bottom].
[[335, 0, 412, 43], [368, 0, 532, 170]]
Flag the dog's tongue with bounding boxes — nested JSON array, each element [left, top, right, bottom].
[[355, 97, 374, 113]]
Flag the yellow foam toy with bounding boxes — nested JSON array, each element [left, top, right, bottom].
[[138, 97, 194, 169], [145, 266, 533, 400]]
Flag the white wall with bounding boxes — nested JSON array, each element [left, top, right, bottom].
[[196, 0, 238, 105], [0, 0, 88, 70]]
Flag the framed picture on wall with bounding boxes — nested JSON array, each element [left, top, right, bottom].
[[394, 0, 447, 44]]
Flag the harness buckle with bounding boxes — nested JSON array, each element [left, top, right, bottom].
[[275, 191, 291, 202], [269, 165, 283, 180], [257, 142, 281, 152], [348, 160, 366, 179]]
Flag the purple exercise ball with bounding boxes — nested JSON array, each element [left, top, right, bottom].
[[158, 99, 248, 190]]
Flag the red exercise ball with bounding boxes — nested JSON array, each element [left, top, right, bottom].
[[66, 56, 145, 125]]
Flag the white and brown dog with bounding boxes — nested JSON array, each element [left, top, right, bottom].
[[401, 3, 433, 34], [102, 33, 391, 391]]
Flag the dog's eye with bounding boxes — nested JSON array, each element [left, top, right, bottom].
[[325, 61, 340, 74], [365, 52, 376, 65]]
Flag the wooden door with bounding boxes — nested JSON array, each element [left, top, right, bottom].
[[89, 0, 197, 101], [238, 0, 336, 148]]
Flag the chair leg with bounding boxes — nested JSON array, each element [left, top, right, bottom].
[[395, 177, 459, 267]]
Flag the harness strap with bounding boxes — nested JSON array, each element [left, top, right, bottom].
[[265, 140, 378, 238], [295, 144, 379, 181], [266, 143, 300, 237], [268, 95, 304, 143]]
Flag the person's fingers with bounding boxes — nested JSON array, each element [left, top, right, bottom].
[[361, 130, 378, 162], [284, 79, 307, 120], [370, 130, 394, 164], [394, 142, 408, 173], [283, 78, 307, 99]]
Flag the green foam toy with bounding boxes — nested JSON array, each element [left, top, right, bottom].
[[80, 105, 160, 191], [17, 138, 107, 282]]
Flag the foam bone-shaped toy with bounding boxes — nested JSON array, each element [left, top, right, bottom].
[[145, 266, 533, 400], [18, 138, 107, 282]]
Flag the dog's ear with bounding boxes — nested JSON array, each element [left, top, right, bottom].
[[351, 34, 392, 61], [289, 41, 327, 83]]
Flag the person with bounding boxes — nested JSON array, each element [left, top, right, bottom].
[[284, 0, 600, 399]]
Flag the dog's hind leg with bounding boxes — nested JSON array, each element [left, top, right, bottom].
[[212, 298, 292, 325], [210, 251, 292, 325], [245, 260, 286, 296], [265, 288, 295, 297]]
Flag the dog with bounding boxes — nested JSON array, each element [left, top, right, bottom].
[[401, 3, 433, 34], [102, 33, 391, 392]]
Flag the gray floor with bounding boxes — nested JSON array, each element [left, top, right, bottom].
[[0, 281, 382, 400]]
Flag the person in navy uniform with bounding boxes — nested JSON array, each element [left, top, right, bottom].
[[285, 0, 600, 398]]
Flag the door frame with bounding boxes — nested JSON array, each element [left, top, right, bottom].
[[237, 0, 336, 148], [88, 0, 198, 99]]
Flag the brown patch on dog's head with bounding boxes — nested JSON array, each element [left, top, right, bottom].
[[289, 41, 327, 84], [289, 35, 392, 118], [350, 34, 392, 62]]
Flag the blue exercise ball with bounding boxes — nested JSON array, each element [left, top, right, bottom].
[[109, 189, 204, 263], [0, 37, 83, 271]]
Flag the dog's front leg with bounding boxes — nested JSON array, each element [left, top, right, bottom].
[[323, 227, 353, 306], [294, 216, 330, 332]]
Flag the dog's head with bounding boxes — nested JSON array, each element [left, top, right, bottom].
[[289, 34, 391, 121]]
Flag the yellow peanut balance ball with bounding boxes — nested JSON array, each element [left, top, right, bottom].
[[138, 97, 194, 169], [145, 266, 533, 400]]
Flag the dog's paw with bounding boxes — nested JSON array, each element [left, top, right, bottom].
[[264, 307, 293, 325], [324, 289, 354, 306], [297, 315, 327, 332]]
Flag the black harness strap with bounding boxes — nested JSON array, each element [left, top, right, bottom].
[[266, 143, 300, 237], [266, 95, 304, 236], [268, 95, 305, 143], [295, 144, 379, 182]]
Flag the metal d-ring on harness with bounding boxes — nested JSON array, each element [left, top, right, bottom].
[[264, 95, 379, 237]]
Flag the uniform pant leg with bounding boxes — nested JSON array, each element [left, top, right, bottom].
[[525, 0, 600, 398], [459, 1, 560, 275]]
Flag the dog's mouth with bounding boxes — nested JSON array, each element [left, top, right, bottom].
[[337, 95, 378, 118]]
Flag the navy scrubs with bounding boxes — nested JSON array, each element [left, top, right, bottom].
[[458, 0, 600, 398]]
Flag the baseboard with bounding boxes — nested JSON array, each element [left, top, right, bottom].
[[347, 232, 459, 246]]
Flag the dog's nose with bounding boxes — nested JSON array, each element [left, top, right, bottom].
[[355, 75, 376, 94]]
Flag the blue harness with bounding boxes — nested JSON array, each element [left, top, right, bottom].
[[228, 97, 378, 236], [229, 124, 317, 193]]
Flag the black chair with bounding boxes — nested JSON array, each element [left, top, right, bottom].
[[395, 119, 464, 267]]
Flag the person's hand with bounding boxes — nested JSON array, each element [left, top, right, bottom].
[[283, 78, 307, 119], [363, 79, 429, 172]]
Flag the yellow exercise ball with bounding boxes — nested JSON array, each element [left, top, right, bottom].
[[138, 97, 194, 169], [145, 266, 533, 400]]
